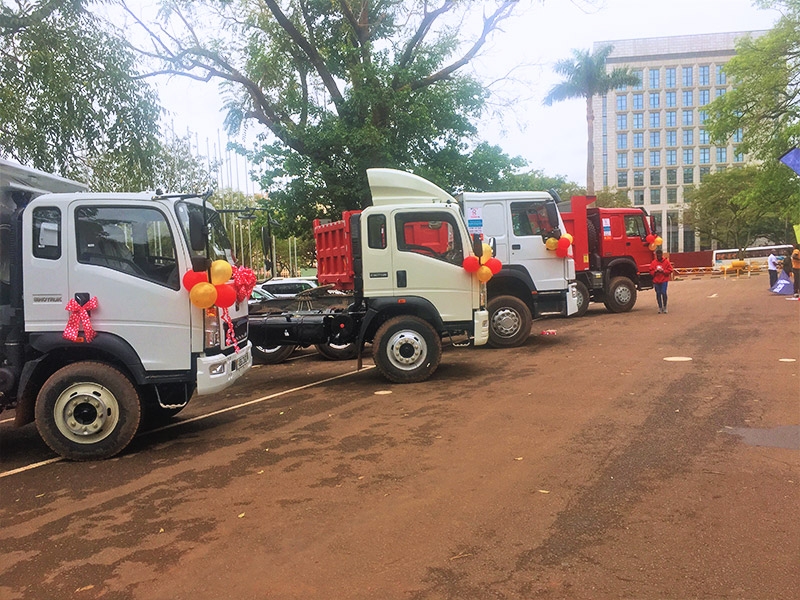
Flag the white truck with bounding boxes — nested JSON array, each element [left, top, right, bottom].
[[0, 159, 251, 460], [249, 168, 490, 383], [457, 191, 579, 347]]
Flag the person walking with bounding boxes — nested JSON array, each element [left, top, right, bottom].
[[768, 251, 781, 288], [649, 249, 674, 313], [792, 245, 800, 297]]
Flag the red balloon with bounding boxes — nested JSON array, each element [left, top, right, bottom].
[[555, 247, 568, 258], [214, 283, 237, 308], [485, 257, 502, 275], [182, 269, 208, 291], [557, 237, 571, 251], [646, 234, 655, 244], [462, 255, 480, 273]]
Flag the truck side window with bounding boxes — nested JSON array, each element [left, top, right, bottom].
[[367, 215, 386, 249], [76, 207, 179, 289], [32, 207, 61, 260], [510, 202, 548, 237], [395, 212, 463, 266], [625, 215, 646, 238]]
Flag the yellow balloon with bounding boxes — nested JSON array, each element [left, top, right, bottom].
[[545, 237, 559, 251], [210, 260, 233, 285], [649, 242, 657, 251], [563, 232, 574, 244], [476, 265, 493, 283], [189, 282, 218, 308], [654, 236, 663, 246], [481, 243, 493, 263]]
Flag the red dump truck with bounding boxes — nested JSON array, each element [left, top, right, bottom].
[[559, 196, 657, 316]]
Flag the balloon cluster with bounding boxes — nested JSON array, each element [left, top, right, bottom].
[[462, 243, 502, 283], [646, 234, 664, 251], [545, 232, 573, 258], [182, 260, 236, 309]]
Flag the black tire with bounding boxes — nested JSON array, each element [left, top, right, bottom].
[[486, 294, 533, 348], [315, 342, 358, 361], [603, 276, 637, 313], [373, 316, 442, 383], [252, 343, 297, 364], [573, 281, 590, 317], [35, 362, 141, 461]]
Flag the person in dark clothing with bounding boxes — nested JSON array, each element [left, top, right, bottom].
[[649, 249, 674, 313]]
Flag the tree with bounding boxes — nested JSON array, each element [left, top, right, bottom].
[[123, 0, 521, 234], [595, 187, 631, 208], [543, 45, 639, 196], [0, 0, 162, 184]]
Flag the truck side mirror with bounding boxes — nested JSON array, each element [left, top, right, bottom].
[[472, 234, 482, 257], [188, 210, 206, 252], [261, 226, 273, 272], [545, 200, 560, 230]]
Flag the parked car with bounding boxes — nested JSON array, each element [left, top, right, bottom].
[[259, 277, 318, 298]]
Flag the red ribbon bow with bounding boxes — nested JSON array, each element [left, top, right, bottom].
[[63, 296, 99, 343], [232, 266, 257, 303]]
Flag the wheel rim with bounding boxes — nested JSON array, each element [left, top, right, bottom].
[[491, 307, 521, 339], [53, 382, 120, 444], [614, 285, 633, 305], [385, 329, 427, 371]]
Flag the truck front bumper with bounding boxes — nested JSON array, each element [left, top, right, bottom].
[[196, 341, 252, 396]]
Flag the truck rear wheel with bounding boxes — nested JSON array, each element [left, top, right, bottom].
[[604, 276, 637, 313], [487, 295, 532, 348], [373, 316, 442, 383], [315, 342, 358, 360], [35, 362, 141, 461], [573, 281, 590, 317], [252, 343, 296, 364]]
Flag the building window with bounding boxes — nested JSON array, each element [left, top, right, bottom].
[[649, 112, 661, 128], [699, 65, 710, 86], [666, 111, 677, 127], [698, 89, 710, 106], [700, 166, 711, 180], [650, 189, 661, 204], [667, 187, 678, 203], [617, 114, 628, 130], [634, 170, 644, 186], [650, 150, 661, 167], [667, 169, 678, 184], [716, 88, 727, 98], [683, 167, 694, 184], [716, 147, 728, 163], [649, 92, 660, 108], [699, 148, 711, 164], [634, 189, 645, 206], [716, 65, 726, 85], [650, 131, 661, 147], [617, 95, 628, 111], [734, 149, 744, 162], [633, 132, 644, 148], [733, 128, 743, 142], [666, 67, 676, 88], [633, 113, 644, 129], [617, 172, 628, 187], [682, 90, 693, 107], [665, 91, 677, 108], [682, 110, 694, 126], [632, 70, 643, 89], [683, 149, 694, 164], [666, 130, 677, 147], [682, 66, 693, 86], [699, 110, 708, 124], [651, 170, 661, 185], [634, 152, 644, 167], [699, 129, 710, 144], [633, 93, 644, 109], [617, 153, 628, 168], [649, 68, 660, 88], [617, 133, 628, 149], [682, 129, 694, 145], [666, 149, 677, 165]]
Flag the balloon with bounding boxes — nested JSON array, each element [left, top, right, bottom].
[[215, 283, 237, 308], [557, 237, 571, 251], [481, 243, 493, 264], [646, 234, 655, 244], [210, 260, 233, 285], [462, 255, 480, 272], [562, 232, 574, 244], [654, 236, 663, 246], [189, 282, 218, 309], [649, 242, 657, 251], [545, 237, 559, 251], [556, 246, 568, 258], [182, 269, 208, 291], [476, 265, 493, 283], [485, 257, 502, 275]]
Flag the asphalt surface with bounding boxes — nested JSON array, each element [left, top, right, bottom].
[[1, 273, 798, 599]]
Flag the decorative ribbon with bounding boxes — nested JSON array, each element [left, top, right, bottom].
[[232, 266, 257, 303], [222, 307, 240, 352], [63, 296, 99, 343]]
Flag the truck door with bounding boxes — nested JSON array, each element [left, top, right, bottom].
[[622, 213, 653, 270], [508, 200, 567, 291], [67, 202, 192, 371]]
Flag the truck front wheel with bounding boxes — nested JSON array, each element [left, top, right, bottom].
[[35, 362, 142, 461], [573, 281, 590, 317], [604, 276, 637, 313], [373, 316, 442, 383], [487, 295, 532, 348]]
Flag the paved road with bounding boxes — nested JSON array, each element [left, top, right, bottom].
[[1, 274, 798, 599]]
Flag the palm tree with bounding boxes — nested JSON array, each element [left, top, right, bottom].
[[544, 45, 640, 195]]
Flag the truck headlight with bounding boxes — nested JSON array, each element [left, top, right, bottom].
[[205, 307, 220, 348]]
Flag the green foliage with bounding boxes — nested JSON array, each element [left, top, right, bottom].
[[594, 187, 632, 208], [0, 0, 162, 183]]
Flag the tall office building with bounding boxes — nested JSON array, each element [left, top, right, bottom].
[[592, 32, 765, 253]]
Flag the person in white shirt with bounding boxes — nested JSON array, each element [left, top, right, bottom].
[[767, 252, 781, 288]]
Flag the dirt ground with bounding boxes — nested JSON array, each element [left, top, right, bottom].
[[1, 273, 798, 600]]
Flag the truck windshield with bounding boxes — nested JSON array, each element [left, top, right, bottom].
[[175, 200, 235, 263]]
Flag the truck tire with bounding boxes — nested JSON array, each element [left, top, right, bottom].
[[252, 343, 296, 364], [315, 342, 358, 360], [487, 295, 532, 348], [572, 281, 591, 317], [34, 362, 142, 461], [373, 316, 442, 383], [603, 276, 637, 313]]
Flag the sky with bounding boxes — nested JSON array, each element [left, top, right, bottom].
[[157, 0, 781, 193]]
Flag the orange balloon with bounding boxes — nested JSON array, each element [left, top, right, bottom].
[[562, 232, 574, 244], [477, 265, 493, 283], [189, 282, 218, 308]]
